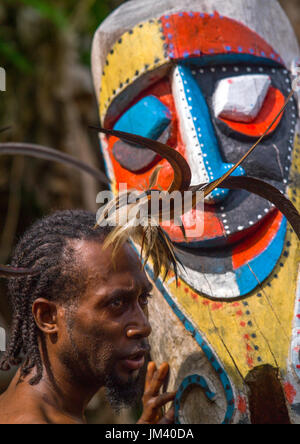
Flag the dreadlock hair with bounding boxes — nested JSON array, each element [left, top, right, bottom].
[[0, 209, 112, 385]]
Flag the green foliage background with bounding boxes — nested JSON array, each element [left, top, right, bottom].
[[0, 0, 126, 264], [0, 1, 123, 70]]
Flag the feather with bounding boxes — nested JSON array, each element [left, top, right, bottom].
[[0, 127, 11, 134], [0, 141, 109, 278], [89, 126, 191, 193], [148, 165, 163, 189], [190, 176, 300, 239], [0, 142, 110, 186]]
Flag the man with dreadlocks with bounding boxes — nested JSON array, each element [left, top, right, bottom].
[[0, 209, 175, 424]]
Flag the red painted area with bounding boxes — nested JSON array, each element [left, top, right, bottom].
[[161, 203, 224, 243], [237, 395, 247, 414], [240, 321, 246, 327], [283, 382, 296, 404], [232, 210, 283, 270], [160, 12, 282, 64], [244, 333, 255, 368], [219, 87, 285, 137], [246, 354, 254, 367], [236, 310, 243, 316], [211, 302, 223, 311]]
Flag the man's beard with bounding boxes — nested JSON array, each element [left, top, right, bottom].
[[63, 317, 149, 412], [104, 356, 148, 414]]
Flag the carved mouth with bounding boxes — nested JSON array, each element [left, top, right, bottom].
[[163, 183, 279, 249], [171, 208, 286, 298]]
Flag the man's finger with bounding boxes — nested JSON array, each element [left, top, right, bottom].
[[147, 362, 170, 396], [147, 392, 176, 414], [139, 392, 176, 424], [144, 361, 157, 392], [158, 408, 175, 425]]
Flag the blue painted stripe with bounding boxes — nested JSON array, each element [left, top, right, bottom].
[[235, 217, 287, 295], [146, 265, 235, 424], [180, 53, 282, 68], [175, 374, 216, 422]]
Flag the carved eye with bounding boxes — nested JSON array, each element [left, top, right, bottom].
[[112, 95, 171, 173], [212, 74, 285, 137], [213, 74, 271, 122]]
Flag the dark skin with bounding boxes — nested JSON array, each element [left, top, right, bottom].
[[0, 240, 175, 424]]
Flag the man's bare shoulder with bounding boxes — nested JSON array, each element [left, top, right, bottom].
[[0, 402, 50, 424], [0, 392, 49, 424], [0, 392, 82, 424], [0, 414, 49, 425]]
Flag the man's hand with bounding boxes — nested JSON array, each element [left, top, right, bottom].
[[137, 361, 176, 424]]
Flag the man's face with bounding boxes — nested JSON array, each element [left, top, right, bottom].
[[58, 240, 152, 408]]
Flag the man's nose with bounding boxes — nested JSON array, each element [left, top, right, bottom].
[[172, 64, 245, 204], [126, 305, 152, 339]]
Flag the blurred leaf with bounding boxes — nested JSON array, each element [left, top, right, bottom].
[[0, 40, 32, 73], [18, 0, 68, 28]]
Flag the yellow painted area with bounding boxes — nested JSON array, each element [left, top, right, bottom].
[[164, 136, 300, 390], [99, 19, 168, 121]]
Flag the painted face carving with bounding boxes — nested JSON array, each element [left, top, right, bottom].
[[96, 12, 298, 298], [93, 1, 300, 424]]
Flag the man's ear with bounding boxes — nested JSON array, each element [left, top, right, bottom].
[[32, 298, 59, 335]]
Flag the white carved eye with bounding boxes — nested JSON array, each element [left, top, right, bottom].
[[212, 74, 271, 123]]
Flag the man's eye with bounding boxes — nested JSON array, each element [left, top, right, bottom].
[[110, 298, 123, 308], [139, 293, 152, 307]]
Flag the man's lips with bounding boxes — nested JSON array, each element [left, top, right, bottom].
[[120, 350, 147, 371]]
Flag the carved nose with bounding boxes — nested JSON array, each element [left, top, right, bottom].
[[172, 64, 245, 204]]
